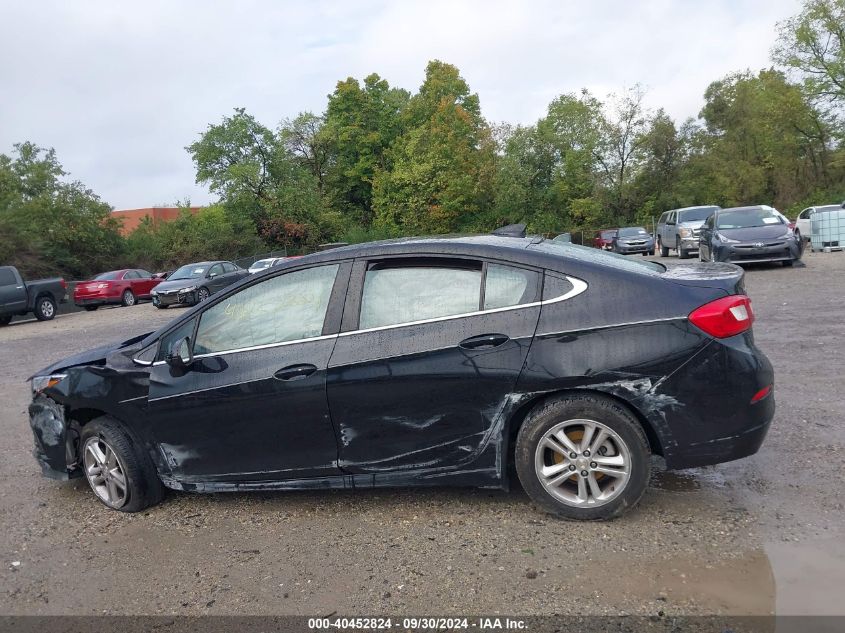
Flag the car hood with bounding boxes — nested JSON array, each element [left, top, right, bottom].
[[678, 220, 705, 229], [618, 235, 653, 241], [29, 331, 152, 378], [154, 278, 202, 293], [718, 225, 791, 241]]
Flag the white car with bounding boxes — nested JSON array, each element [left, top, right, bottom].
[[247, 258, 282, 274], [796, 205, 842, 242]]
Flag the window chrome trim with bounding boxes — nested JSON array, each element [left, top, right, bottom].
[[535, 315, 687, 338], [140, 275, 587, 362], [341, 275, 587, 337]]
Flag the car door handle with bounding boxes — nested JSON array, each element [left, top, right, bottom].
[[273, 364, 318, 381], [458, 333, 510, 350]]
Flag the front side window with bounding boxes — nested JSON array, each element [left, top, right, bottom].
[[157, 318, 197, 362], [137, 269, 153, 278], [193, 264, 339, 355], [483, 264, 539, 310], [360, 263, 482, 329], [0, 269, 17, 286], [207, 264, 224, 278]]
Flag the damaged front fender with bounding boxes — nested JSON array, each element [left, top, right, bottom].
[[28, 396, 80, 480]]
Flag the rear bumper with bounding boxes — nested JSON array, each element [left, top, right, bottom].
[[645, 334, 775, 470], [74, 297, 119, 307]]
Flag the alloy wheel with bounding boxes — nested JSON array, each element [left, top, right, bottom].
[[534, 418, 631, 507], [82, 436, 129, 509], [123, 291, 135, 306], [40, 300, 54, 318], [197, 287, 209, 301]]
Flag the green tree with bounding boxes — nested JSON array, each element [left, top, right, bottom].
[[322, 73, 409, 225], [373, 61, 495, 234], [774, 0, 845, 108], [0, 142, 123, 278]]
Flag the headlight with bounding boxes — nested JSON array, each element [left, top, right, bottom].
[[716, 232, 740, 244], [679, 228, 693, 238], [31, 374, 67, 395], [179, 287, 195, 294]]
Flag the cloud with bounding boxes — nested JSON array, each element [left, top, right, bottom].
[[0, 0, 801, 209]]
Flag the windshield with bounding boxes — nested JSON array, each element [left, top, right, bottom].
[[251, 259, 273, 269], [717, 208, 784, 229], [600, 230, 616, 239], [168, 264, 208, 280], [93, 271, 121, 281], [678, 207, 718, 222], [617, 227, 649, 237], [530, 240, 664, 274]]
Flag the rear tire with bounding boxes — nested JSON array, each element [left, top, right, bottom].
[[0, 315, 11, 326], [154, 303, 167, 310], [84, 306, 98, 312], [80, 417, 164, 512], [34, 295, 56, 321], [659, 240, 669, 257], [121, 290, 136, 307], [515, 393, 650, 521], [782, 260, 794, 267]]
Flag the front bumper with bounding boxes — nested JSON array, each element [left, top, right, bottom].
[[29, 396, 79, 480], [616, 242, 654, 254], [679, 237, 700, 251], [713, 240, 801, 264], [152, 290, 197, 307]]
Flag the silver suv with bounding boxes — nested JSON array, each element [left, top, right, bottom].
[[657, 205, 720, 259]]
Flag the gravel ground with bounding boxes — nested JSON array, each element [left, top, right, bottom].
[[1, 251, 844, 617]]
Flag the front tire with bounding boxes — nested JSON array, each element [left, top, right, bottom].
[[197, 287, 210, 302], [515, 394, 650, 521], [678, 246, 690, 260], [783, 260, 794, 267], [0, 315, 11, 326], [659, 240, 669, 257], [34, 295, 56, 321], [80, 417, 164, 512]]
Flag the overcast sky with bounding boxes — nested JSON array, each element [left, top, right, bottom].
[[1, 0, 801, 210]]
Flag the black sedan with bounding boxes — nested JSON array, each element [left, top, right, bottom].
[[28, 233, 774, 520], [150, 261, 248, 308], [699, 205, 802, 266], [612, 227, 655, 255]]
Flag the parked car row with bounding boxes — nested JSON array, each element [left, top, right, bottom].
[[594, 202, 819, 268]]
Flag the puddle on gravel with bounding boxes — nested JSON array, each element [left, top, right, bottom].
[[650, 468, 729, 492]]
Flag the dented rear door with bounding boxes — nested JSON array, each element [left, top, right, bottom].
[[327, 258, 542, 473]]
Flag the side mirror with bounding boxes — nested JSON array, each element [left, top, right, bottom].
[[166, 337, 193, 369], [207, 272, 217, 279]]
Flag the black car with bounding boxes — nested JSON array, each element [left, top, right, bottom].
[[612, 227, 655, 255], [28, 234, 774, 520], [699, 205, 802, 266], [150, 261, 248, 308]]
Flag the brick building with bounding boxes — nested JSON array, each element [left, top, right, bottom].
[[111, 207, 202, 236]]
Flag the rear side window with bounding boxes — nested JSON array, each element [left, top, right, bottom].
[[483, 264, 539, 310], [360, 263, 482, 329], [193, 264, 339, 355], [124, 270, 140, 279], [0, 268, 16, 286], [222, 262, 237, 273]]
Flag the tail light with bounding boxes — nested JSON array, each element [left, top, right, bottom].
[[689, 295, 754, 338], [60, 279, 67, 289]]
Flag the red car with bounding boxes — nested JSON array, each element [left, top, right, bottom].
[[74, 269, 162, 311], [593, 229, 617, 250]]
